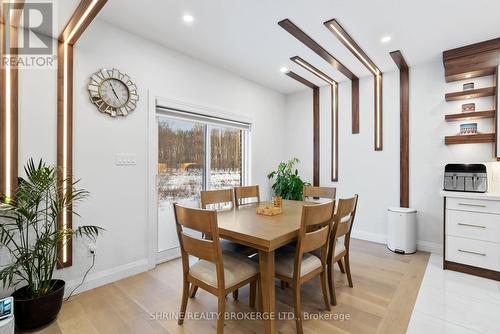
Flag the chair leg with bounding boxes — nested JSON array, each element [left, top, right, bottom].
[[257, 278, 263, 312], [328, 263, 337, 306], [345, 254, 353, 288], [320, 270, 331, 311], [189, 284, 198, 298], [217, 295, 226, 334], [337, 259, 345, 274], [178, 280, 189, 325], [232, 289, 239, 300], [293, 283, 303, 334], [249, 280, 256, 308]]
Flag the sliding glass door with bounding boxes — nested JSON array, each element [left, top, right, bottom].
[[156, 108, 249, 262]]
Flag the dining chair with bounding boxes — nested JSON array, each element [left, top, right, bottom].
[[173, 203, 259, 334], [302, 186, 336, 202], [191, 189, 256, 300], [234, 185, 260, 207], [327, 195, 359, 306], [274, 201, 335, 334]]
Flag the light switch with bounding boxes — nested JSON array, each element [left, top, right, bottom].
[[115, 153, 137, 166]]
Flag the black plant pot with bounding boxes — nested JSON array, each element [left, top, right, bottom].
[[11, 279, 65, 330]]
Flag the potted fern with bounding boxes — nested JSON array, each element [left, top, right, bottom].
[[267, 158, 309, 200], [0, 159, 102, 330]]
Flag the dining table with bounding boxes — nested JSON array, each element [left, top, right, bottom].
[[217, 199, 311, 334]]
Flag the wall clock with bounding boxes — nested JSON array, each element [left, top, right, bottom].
[[87, 68, 139, 117]]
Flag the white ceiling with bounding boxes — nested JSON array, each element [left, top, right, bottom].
[[59, 0, 500, 94]]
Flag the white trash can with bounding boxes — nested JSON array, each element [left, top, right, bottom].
[[387, 207, 417, 254]]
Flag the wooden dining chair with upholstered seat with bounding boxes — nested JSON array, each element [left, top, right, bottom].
[[274, 201, 335, 334], [173, 203, 259, 334], [302, 186, 336, 202], [327, 195, 359, 306], [190, 189, 256, 300], [234, 185, 260, 207]]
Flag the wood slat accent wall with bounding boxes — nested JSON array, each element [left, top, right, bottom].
[[0, 1, 24, 200], [56, 0, 108, 268], [390, 51, 410, 208], [286, 71, 320, 186], [279, 19, 359, 135]]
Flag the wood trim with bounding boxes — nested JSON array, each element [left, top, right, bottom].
[[445, 110, 495, 122], [443, 37, 500, 61], [279, 19, 359, 135], [285, 70, 317, 89], [325, 18, 383, 149], [446, 67, 496, 83], [285, 71, 320, 187], [313, 87, 320, 186], [390, 50, 409, 208], [59, 0, 108, 44], [444, 260, 500, 281], [331, 84, 338, 182], [445, 87, 496, 102], [0, 1, 24, 200], [56, 0, 107, 268], [278, 19, 356, 80], [374, 74, 383, 151], [351, 78, 359, 134], [324, 19, 379, 75], [290, 57, 338, 182], [445, 133, 495, 145]]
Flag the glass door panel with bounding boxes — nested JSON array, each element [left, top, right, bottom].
[[210, 126, 242, 191], [157, 117, 205, 254]]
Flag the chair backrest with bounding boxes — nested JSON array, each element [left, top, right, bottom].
[[234, 185, 260, 207], [328, 195, 359, 262], [173, 203, 224, 288], [200, 189, 234, 210], [294, 201, 335, 277], [302, 186, 336, 201], [333, 195, 359, 240]]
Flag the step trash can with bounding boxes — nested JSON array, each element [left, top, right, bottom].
[[387, 207, 417, 254]]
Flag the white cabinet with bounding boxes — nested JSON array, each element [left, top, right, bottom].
[[443, 192, 500, 280]]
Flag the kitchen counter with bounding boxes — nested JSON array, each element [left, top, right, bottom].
[[440, 190, 500, 201]]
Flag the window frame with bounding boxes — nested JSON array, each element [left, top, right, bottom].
[[156, 107, 251, 191]]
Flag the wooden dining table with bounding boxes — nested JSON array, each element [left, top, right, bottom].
[[217, 199, 308, 334]]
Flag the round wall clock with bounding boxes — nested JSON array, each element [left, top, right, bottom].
[[87, 68, 139, 117]]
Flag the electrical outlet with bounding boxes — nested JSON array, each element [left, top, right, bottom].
[[88, 243, 97, 256]]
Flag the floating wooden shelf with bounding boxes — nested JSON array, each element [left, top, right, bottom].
[[445, 110, 496, 122], [445, 68, 497, 83], [445, 87, 496, 101], [445, 133, 495, 145]]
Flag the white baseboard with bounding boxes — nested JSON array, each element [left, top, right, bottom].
[[156, 246, 181, 264], [64, 258, 149, 298], [351, 230, 443, 254]]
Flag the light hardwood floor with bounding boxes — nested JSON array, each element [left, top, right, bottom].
[[32, 239, 429, 334]]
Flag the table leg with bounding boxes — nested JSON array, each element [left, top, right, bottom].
[[259, 250, 275, 334]]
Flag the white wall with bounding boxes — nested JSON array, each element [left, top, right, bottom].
[[16, 19, 286, 293], [285, 59, 500, 253]]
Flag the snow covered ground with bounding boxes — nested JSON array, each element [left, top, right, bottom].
[[157, 169, 240, 252]]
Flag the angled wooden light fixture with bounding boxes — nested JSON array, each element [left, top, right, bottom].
[[291, 56, 339, 182], [57, 0, 107, 268], [285, 70, 320, 186], [278, 19, 360, 134], [390, 50, 409, 208], [0, 0, 24, 201], [324, 19, 383, 151]]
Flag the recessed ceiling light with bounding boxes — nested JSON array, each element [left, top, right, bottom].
[[183, 14, 194, 23], [381, 35, 391, 43], [280, 67, 289, 73]]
